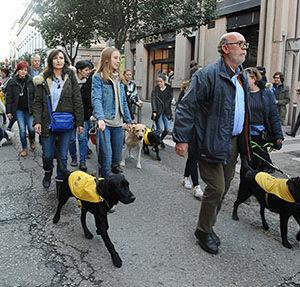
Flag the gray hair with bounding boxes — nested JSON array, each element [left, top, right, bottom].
[[217, 36, 228, 55], [31, 54, 41, 61]]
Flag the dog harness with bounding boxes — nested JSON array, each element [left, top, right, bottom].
[[255, 172, 295, 203], [68, 170, 104, 208], [144, 128, 151, 146]]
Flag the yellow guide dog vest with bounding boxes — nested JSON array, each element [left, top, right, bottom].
[[68, 170, 104, 207], [255, 172, 295, 203], [143, 128, 151, 146]]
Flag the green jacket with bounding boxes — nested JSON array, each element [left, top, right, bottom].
[[33, 68, 84, 137]]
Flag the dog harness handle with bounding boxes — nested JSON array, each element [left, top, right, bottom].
[[95, 127, 111, 188]]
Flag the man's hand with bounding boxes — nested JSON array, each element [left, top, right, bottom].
[[7, 113, 12, 119], [175, 143, 188, 157], [34, 123, 42, 135]]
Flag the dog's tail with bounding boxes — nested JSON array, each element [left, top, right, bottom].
[[55, 150, 71, 178]]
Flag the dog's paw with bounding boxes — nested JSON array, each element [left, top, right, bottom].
[[157, 157, 161, 161], [120, 161, 125, 167], [137, 163, 141, 169], [296, 231, 300, 241], [232, 213, 239, 221], [262, 223, 269, 231], [282, 240, 292, 249], [85, 232, 94, 239], [53, 215, 60, 224], [112, 253, 122, 268]]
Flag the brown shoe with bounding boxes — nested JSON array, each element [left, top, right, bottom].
[[30, 140, 35, 150], [21, 149, 28, 157]]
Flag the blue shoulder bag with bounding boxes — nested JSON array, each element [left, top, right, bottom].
[[47, 95, 74, 132]]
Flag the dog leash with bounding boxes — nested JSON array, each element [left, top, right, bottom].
[[151, 120, 156, 131], [252, 151, 291, 179]]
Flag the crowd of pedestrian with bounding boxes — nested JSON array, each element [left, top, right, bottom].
[[0, 33, 299, 257]]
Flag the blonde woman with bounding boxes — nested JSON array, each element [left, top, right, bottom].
[[92, 47, 132, 178]]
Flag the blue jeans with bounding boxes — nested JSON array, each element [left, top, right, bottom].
[[41, 130, 73, 180], [156, 114, 172, 140], [16, 110, 35, 149], [69, 121, 88, 162], [97, 126, 123, 178]]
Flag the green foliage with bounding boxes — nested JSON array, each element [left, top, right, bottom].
[[32, 0, 99, 64], [31, 0, 217, 59], [18, 52, 32, 64], [94, 0, 217, 48]]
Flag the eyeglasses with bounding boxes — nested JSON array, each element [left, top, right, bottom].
[[245, 68, 254, 73], [225, 41, 249, 49]]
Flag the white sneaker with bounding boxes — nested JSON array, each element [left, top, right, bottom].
[[5, 130, 14, 140], [194, 185, 203, 199], [182, 177, 193, 189], [0, 138, 7, 147]]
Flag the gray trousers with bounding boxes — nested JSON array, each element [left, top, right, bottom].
[[197, 136, 239, 233]]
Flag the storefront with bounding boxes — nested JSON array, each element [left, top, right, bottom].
[[144, 32, 175, 100]]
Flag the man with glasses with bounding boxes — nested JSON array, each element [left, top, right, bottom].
[[173, 32, 250, 254], [272, 72, 290, 123]]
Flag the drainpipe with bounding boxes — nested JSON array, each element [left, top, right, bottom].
[[261, 0, 268, 66], [196, 29, 200, 63], [290, 0, 300, 124]]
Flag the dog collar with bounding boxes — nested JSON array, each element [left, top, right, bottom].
[[144, 128, 151, 146]]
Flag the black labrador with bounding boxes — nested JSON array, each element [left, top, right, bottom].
[[232, 155, 300, 249], [143, 129, 162, 161], [53, 161, 135, 268]]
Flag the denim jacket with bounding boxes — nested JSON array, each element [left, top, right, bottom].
[[91, 73, 131, 123]]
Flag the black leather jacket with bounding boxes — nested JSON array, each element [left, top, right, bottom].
[[6, 74, 35, 116], [151, 84, 173, 120]]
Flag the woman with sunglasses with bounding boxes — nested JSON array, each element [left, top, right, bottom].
[[245, 67, 283, 172]]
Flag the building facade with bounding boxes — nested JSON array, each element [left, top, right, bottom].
[[10, 0, 106, 68], [125, 0, 300, 125], [13, 1, 48, 62]]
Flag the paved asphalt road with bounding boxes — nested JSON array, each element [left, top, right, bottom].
[[1, 103, 300, 287]]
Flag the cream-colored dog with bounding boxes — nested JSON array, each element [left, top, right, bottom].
[[121, 124, 146, 169]]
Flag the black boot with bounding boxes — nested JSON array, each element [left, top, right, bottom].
[[42, 170, 52, 189], [111, 164, 123, 174], [286, 131, 296, 137], [79, 161, 88, 172], [56, 179, 63, 199]]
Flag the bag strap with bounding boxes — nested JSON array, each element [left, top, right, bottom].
[[46, 95, 53, 118]]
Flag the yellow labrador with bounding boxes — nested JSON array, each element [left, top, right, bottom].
[[121, 124, 146, 169]]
